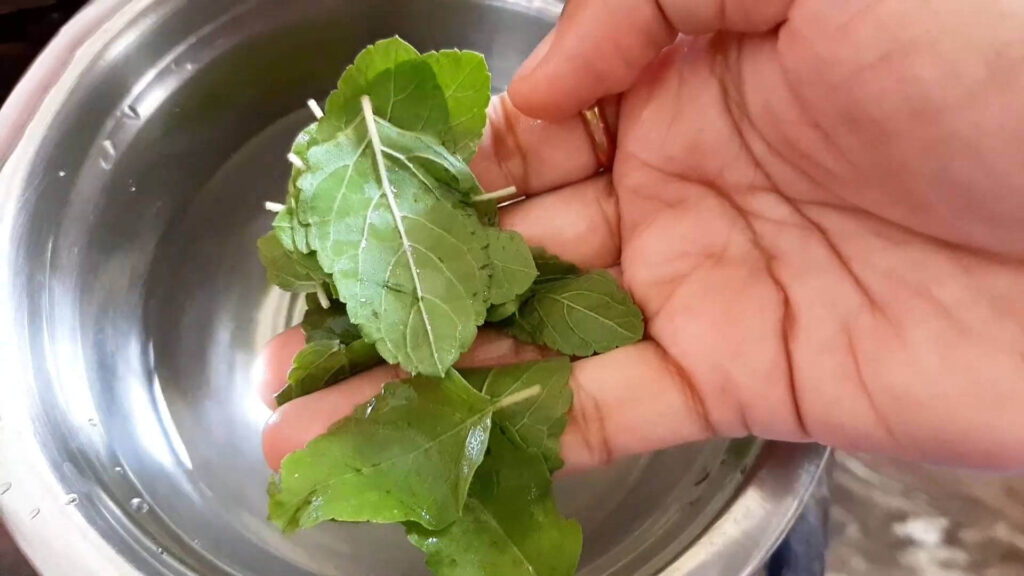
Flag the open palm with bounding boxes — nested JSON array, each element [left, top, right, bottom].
[[259, 0, 1024, 472]]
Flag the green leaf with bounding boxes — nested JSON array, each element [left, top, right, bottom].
[[290, 124, 318, 182], [268, 370, 492, 532], [295, 101, 490, 377], [530, 247, 581, 285], [462, 358, 572, 472], [301, 293, 362, 344], [474, 198, 500, 227], [506, 270, 644, 357], [486, 229, 537, 306], [422, 50, 491, 161], [485, 299, 520, 323], [321, 37, 448, 142], [271, 200, 299, 253], [275, 124, 319, 255], [485, 247, 581, 322], [368, 119, 485, 201], [256, 232, 330, 293], [274, 338, 384, 406], [406, 432, 582, 576]]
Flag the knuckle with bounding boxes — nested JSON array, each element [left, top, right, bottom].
[[569, 381, 614, 467], [485, 94, 530, 191]]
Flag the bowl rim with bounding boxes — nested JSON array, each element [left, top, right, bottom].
[[0, 1, 830, 574]]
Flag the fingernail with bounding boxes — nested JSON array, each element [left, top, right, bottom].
[[516, 28, 555, 80]]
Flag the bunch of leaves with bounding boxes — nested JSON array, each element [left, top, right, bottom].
[[257, 37, 647, 576], [269, 359, 582, 576], [260, 35, 532, 379]]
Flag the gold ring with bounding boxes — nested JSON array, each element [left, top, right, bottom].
[[581, 102, 616, 171]]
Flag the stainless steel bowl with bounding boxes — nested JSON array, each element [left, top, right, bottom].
[[0, 1, 828, 574]]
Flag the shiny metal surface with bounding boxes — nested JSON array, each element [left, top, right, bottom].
[[0, 1, 829, 574]]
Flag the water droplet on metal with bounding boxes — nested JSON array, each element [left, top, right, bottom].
[[156, 547, 165, 555], [114, 466, 124, 474], [58, 170, 66, 178], [129, 497, 149, 513], [64, 494, 79, 506], [0, 482, 11, 495], [100, 140, 116, 170], [129, 184, 137, 192], [184, 62, 194, 71], [192, 538, 200, 546], [123, 104, 142, 120], [87, 418, 98, 427], [28, 508, 39, 519]]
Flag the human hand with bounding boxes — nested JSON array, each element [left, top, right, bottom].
[[258, 0, 1024, 472]]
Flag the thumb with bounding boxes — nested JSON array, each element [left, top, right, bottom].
[[509, 0, 795, 120]]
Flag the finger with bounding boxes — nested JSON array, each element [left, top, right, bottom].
[[263, 339, 721, 473], [470, 94, 611, 196], [256, 327, 552, 411], [559, 341, 714, 472], [255, 327, 306, 409], [262, 364, 401, 470], [262, 329, 552, 469], [455, 328, 557, 368], [500, 174, 621, 270], [509, 0, 794, 120]]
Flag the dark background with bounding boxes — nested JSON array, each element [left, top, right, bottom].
[[0, 0, 88, 102]]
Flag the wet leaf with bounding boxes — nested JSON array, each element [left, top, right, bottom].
[[274, 338, 383, 406], [462, 358, 572, 472], [268, 371, 492, 531], [295, 105, 491, 377], [406, 432, 582, 576]]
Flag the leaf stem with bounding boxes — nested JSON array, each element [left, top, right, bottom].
[[264, 201, 285, 213], [473, 186, 519, 203], [315, 284, 331, 309], [494, 384, 542, 409], [287, 153, 306, 170], [306, 98, 324, 120], [360, 95, 444, 375]]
